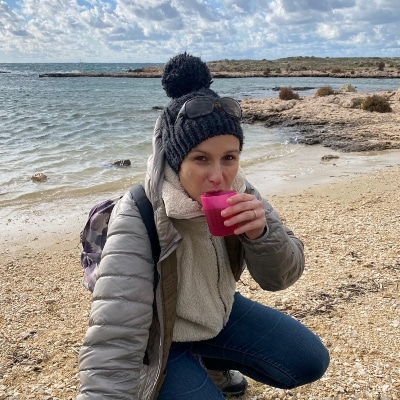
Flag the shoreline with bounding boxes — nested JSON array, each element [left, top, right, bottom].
[[241, 87, 400, 153], [1, 165, 399, 399], [2, 86, 400, 212], [2, 145, 400, 263], [3, 83, 400, 259], [36, 57, 400, 79], [38, 70, 400, 79]]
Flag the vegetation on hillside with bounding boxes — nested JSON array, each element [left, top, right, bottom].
[[206, 56, 400, 75]]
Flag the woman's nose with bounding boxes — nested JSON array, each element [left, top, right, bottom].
[[208, 164, 223, 184]]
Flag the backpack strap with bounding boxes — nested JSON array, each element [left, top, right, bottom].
[[130, 185, 161, 265]]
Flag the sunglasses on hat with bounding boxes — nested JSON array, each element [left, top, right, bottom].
[[175, 96, 242, 124]]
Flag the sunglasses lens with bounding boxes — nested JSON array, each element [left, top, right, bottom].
[[176, 96, 242, 124], [184, 97, 214, 119], [219, 98, 242, 119]]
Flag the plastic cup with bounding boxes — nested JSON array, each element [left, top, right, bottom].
[[200, 190, 237, 236]]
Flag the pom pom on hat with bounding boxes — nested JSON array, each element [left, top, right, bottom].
[[160, 53, 244, 173], [162, 52, 212, 99]]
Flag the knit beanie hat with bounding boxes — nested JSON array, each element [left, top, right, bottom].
[[160, 52, 244, 173]]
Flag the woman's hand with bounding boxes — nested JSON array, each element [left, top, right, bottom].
[[222, 193, 267, 239]]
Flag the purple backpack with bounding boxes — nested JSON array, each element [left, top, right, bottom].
[[79, 185, 160, 292]]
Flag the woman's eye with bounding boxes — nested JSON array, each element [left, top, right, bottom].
[[195, 156, 207, 162], [224, 155, 236, 161]]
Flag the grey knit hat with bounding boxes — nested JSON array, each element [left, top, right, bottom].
[[160, 52, 244, 173]]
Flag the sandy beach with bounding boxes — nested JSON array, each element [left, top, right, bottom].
[[1, 89, 400, 399]]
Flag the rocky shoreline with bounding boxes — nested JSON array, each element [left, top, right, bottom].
[[39, 69, 400, 79], [240, 87, 400, 153], [38, 61, 400, 155], [38, 56, 400, 79]]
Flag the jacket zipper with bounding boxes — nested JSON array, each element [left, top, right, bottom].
[[210, 235, 227, 314]]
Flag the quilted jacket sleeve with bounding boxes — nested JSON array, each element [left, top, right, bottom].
[[77, 192, 155, 400], [241, 183, 305, 291]]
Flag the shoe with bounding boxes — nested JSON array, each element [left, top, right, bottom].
[[207, 369, 248, 398]]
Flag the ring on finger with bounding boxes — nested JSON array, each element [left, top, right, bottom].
[[252, 209, 258, 219]]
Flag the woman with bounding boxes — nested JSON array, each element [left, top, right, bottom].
[[77, 53, 329, 400]]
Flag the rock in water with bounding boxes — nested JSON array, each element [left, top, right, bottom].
[[321, 155, 340, 162], [113, 159, 131, 167], [31, 173, 48, 182], [339, 83, 356, 93]]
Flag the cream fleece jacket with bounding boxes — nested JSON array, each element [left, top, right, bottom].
[[162, 165, 246, 341]]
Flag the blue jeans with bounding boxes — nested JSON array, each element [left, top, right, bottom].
[[158, 292, 330, 399]]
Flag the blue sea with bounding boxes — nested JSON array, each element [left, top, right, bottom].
[[1, 63, 400, 214]]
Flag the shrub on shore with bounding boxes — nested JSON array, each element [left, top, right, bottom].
[[315, 86, 335, 97], [350, 97, 365, 109], [361, 95, 392, 113], [279, 87, 300, 100]]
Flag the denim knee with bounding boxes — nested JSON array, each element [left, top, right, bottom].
[[290, 337, 330, 388]]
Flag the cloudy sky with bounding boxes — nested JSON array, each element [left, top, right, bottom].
[[1, 0, 399, 63]]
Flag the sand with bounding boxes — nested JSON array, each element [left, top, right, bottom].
[[1, 89, 400, 399], [240, 166, 400, 399]]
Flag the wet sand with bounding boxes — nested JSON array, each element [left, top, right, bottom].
[[2, 145, 400, 262]]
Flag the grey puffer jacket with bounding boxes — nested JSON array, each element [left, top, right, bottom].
[[77, 118, 305, 399]]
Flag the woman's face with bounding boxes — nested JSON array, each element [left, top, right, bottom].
[[178, 134, 240, 203]]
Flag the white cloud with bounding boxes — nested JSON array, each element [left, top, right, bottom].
[[0, 0, 399, 62], [317, 23, 340, 40]]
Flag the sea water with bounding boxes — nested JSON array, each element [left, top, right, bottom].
[[1, 63, 400, 212]]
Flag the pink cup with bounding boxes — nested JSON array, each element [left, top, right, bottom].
[[201, 190, 237, 236]]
